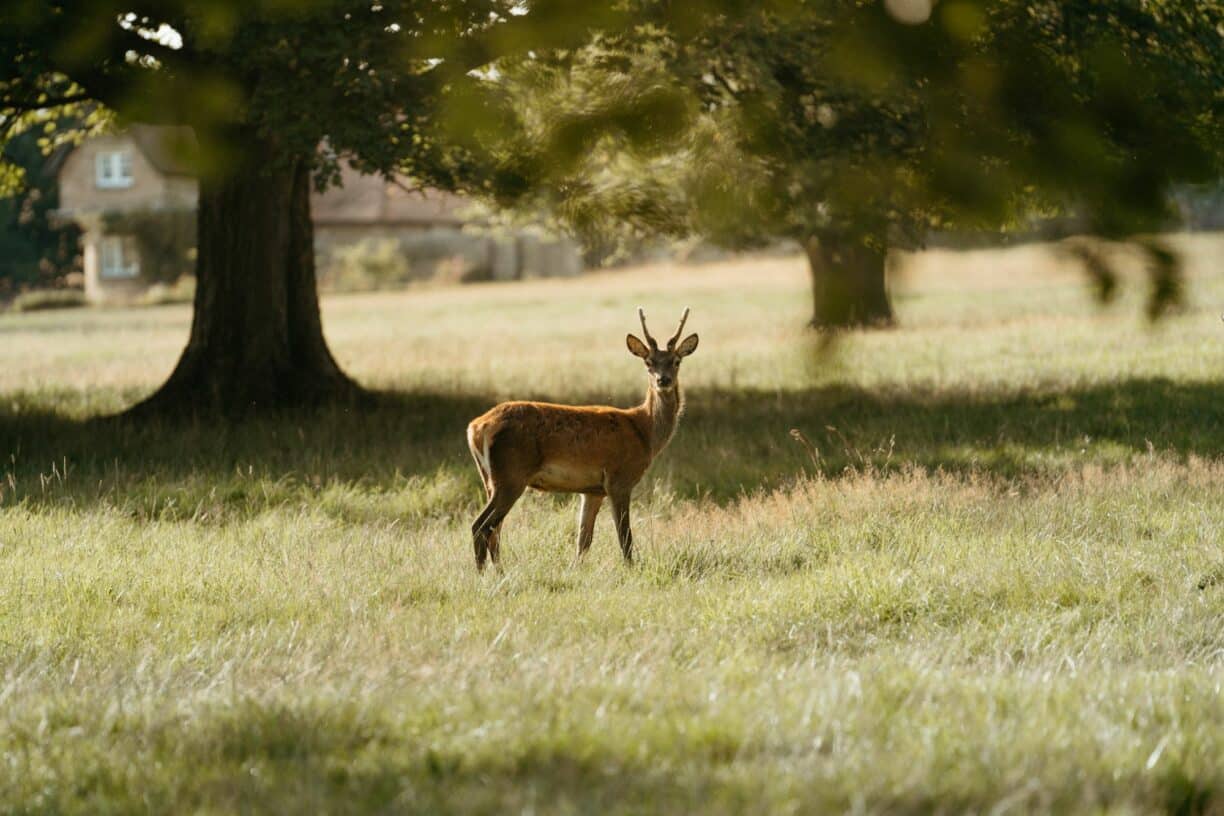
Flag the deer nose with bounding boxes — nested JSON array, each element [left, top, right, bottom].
[[657, 375, 673, 387]]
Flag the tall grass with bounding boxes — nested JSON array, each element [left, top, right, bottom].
[[1, 236, 1222, 813]]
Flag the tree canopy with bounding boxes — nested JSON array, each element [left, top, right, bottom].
[[2, 1, 639, 191]]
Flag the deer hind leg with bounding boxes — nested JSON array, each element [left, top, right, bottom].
[[486, 512, 505, 568], [471, 482, 525, 571], [467, 426, 500, 570], [476, 458, 506, 566], [575, 494, 604, 558]]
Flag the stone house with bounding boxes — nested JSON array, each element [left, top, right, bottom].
[[54, 127, 581, 304], [53, 126, 197, 303]]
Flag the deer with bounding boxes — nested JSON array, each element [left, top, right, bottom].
[[465, 308, 699, 570]]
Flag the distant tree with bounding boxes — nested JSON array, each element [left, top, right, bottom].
[[513, 1, 1223, 327], [0, 0, 624, 415]]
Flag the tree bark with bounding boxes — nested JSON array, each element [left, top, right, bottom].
[[128, 130, 359, 418], [804, 234, 894, 329]]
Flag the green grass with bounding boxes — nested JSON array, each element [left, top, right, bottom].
[[1, 237, 1223, 813]]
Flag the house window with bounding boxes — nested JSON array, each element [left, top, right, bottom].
[[99, 236, 140, 279], [95, 150, 134, 189]]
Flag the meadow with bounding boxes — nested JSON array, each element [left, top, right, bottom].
[[1, 235, 1223, 814]]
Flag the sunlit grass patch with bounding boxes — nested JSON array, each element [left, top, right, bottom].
[[1, 241, 1223, 812]]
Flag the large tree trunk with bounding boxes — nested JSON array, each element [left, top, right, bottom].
[[129, 131, 359, 418], [805, 234, 894, 329]]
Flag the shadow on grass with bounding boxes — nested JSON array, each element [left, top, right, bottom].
[[681, 376, 1224, 494], [27, 701, 1209, 815], [0, 377, 1220, 518]]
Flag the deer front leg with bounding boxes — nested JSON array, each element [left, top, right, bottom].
[[608, 491, 634, 564], [576, 494, 603, 558]]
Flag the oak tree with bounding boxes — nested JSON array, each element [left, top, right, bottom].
[[0, 0, 621, 414], [517, 1, 1223, 327]]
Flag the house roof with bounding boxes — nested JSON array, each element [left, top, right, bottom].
[[128, 125, 197, 177], [311, 162, 473, 227], [62, 126, 479, 227]]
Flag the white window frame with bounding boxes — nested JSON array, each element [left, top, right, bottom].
[[99, 235, 140, 279], [95, 150, 134, 189]]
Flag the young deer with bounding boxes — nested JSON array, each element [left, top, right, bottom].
[[465, 308, 699, 570]]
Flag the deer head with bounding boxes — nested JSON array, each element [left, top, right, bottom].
[[626, 307, 699, 391]]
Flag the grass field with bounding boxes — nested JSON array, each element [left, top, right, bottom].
[[1, 235, 1223, 813]]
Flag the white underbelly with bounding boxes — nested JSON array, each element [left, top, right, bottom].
[[529, 461, 604, 493]]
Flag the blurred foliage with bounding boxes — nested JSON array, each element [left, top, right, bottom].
[[497, 0, 1223, 316], [0, 129, 81, 296], [0, 0, 631, 194]]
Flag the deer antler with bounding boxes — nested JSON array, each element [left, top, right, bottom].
[[667, 307, 690, 350], [638, 307, 659, 349]]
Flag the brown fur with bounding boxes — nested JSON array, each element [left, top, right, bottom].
[[465, 309, 698, 570]]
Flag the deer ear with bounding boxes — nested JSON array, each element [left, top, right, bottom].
[[676, 333, 699, 357], [626, 334, 650, 358]]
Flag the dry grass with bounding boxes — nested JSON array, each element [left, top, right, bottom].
[[1, 236, 1223, 813]]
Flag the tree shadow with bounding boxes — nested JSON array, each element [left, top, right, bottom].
[[674, 376, 1224, 496], [0, 377, 1220, 519]]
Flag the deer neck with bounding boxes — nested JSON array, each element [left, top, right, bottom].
[[643, 382, 684, 456]]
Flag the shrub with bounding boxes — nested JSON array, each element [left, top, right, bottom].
[[139, 276, 196, 306], [10, 288, 86, 312], [320, 239, 413, 292], [100, 210, 196, 284]]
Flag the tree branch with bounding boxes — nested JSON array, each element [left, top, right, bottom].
[[108, 23, 196, 70], [1, 91, 93, 115], [428, 0, 632, 80]]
